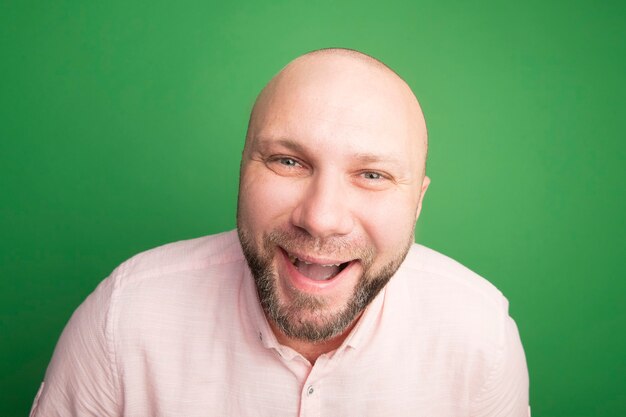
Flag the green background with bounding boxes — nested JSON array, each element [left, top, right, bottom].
[[1, 0, 624, 416]]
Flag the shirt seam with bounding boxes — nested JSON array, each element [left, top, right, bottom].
[[468, 305, 506, 412], [106, 273, 123, 415]]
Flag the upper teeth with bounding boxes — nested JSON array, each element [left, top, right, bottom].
[[288, 254, 341, 267]]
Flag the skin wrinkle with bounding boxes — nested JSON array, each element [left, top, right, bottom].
[[254, 138, 411, 186], [245, 50, 427, 175], [237, 48, 429, 362]]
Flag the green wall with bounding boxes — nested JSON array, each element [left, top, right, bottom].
[[1, 1, 624, 416]]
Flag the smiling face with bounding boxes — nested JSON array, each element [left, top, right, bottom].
[[237, 50, 429, 344]]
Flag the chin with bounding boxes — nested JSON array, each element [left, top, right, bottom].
[[237, 225, 413, 343]]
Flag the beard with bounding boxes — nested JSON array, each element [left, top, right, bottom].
[[237, 226, 413, 343]]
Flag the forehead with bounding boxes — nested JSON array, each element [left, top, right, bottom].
[[246, 55, 427, 178], [253, 73, 420, 159]]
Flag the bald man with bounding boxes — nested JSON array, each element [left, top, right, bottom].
[[32, 49, 529, 417]]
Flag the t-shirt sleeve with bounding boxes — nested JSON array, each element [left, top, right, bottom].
[[30, 276, 121, 417], [470, 313, 530, 417]]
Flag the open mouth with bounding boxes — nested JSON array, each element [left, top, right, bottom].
[[284, 250, 352, 281]]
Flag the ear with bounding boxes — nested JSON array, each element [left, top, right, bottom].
[[414, 175, 430, 223]]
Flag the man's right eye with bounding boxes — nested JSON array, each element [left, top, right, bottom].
[[266, 156, 307, 176]]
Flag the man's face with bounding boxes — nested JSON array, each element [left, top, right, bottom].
[[237, 55, 428, 343]]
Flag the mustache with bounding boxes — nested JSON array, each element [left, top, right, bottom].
[[264, 228, 375, 265]]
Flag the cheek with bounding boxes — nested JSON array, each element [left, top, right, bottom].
[[239, 172, 300, 232], [358, 194, 418, 255]]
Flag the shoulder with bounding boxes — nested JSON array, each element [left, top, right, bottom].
[[389, 243, 513, 353], [387, 244, 529, 412], [71, 230, 247, 351], [109, 229, 244, 284], [102, 229, 247, 322], [72, 230, 248, 370], [33, 231, 248, 414], [71, 228, 246, 319], [398, 243, 508, 313]]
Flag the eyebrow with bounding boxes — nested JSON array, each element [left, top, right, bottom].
[[352, 152, 403, 165], [255, 138, 306, 154]]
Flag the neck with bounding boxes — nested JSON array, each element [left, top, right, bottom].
[[268, 315, 361, 364]]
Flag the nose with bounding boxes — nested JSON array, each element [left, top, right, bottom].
[[291, 173, 354, 239]]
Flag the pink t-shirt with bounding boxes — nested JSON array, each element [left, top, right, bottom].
[[31, 230, 529, 416]]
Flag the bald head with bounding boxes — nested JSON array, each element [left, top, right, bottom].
[[245, 48, 428, 178], [237, 49, 431, 349]]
